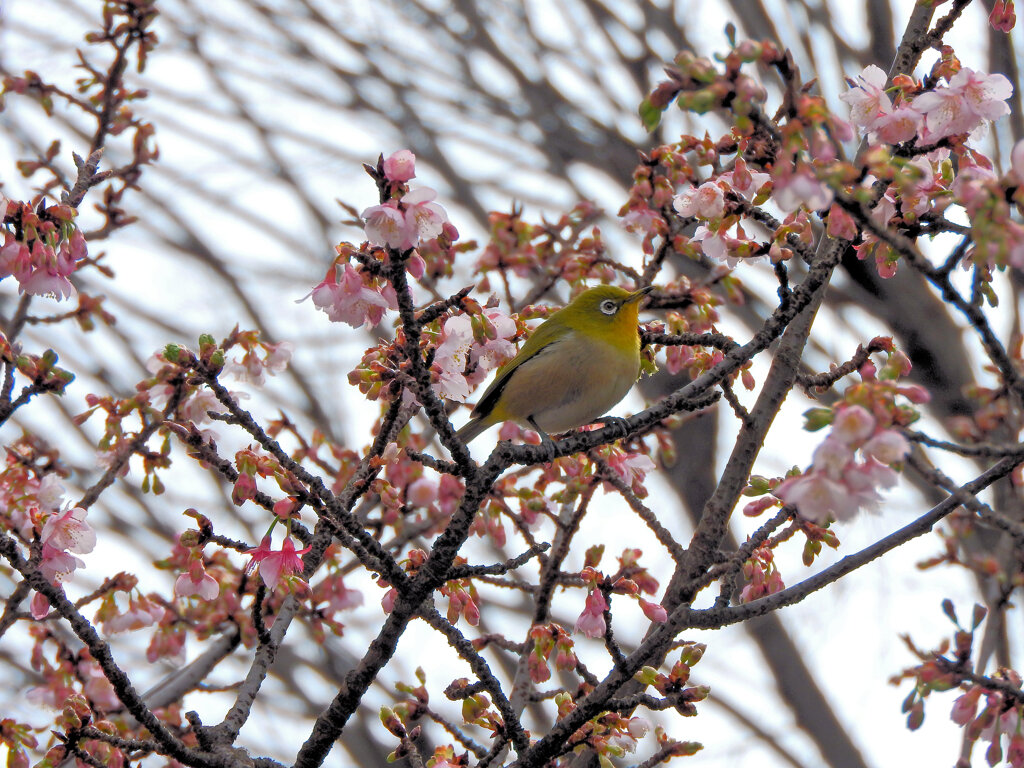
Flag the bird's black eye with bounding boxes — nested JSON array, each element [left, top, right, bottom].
[[599, 299, 618, 316]]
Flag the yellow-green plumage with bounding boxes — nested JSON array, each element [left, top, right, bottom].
[[456, 285, 649, 444]]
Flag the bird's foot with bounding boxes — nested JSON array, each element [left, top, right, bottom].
[[529, 418, 558, 463], [594, 415, 630, 437]]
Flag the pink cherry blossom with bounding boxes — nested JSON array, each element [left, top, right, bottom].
[[307, 263, 394, 328], [718, 159, 770, 199], [476, 310, 518, 370], [811, 437, 855, 478], [245, 535, 311, 590], [104, 595, 165, 633], [1011, 139, 1024, 184], [39, 546, 86, 584], [862, 429, 910, 464], [41, 507, 96, 554], [574, 589, 609, 638], [433, 314, 475, 400], [839, 65, 892, 131], [913, 68, 1012, 141], [673, 182, 725, 219], [406, 476, 438, 507], [606, 449, 657, 488], [382, 149, 416, 182], [433, 310, 517, 401], [627, 717, 651, 739], [832, 405, 876, 446], [773, 168, 833, 213], [381, 585, 397, 613], [775, 471, 860, 524], [403, 187, 449, 245], [362, 201, 411, 249], [324, 578, 364, 613], [0, 232, 32, 283], [622, 206, 661, 234], [950, 686, 982, 726], [174, 561, 220, 600], [30, 592, 52, 620], [20, 240, 77, 300], [871, 106, 923, 144], [692, 225, 729, 262]]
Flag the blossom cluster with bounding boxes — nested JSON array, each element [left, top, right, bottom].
[[307, 150, 454, 329], [841, 63, 1012, 144], [774, 403, 911, 525], [950, 681, 1024, 767], [741, 343, 927, 526], [0, 196, 87, 300]]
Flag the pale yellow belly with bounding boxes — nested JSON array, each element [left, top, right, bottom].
[[495, 331, 639, 434]]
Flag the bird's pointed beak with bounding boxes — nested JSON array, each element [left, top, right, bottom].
[[625, 285, 652, 304]]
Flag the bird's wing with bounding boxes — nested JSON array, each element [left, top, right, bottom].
[[469, 320, 573, 421]]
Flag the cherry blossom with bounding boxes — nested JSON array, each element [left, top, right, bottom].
[[103, 595, 165, 634], [913, 68, 1012, 141], [831, 405, 876, 445], [402, 187, 449, 245], [362, 187, 450, 252], [406, 476, 438, 507], [574, 588, 609, 637], [40, 506, 96, 555], [862, 429, 910, 464], [773, 168, 833, 213], [839, 65, 892, 131], [673, 182, 725, 219], [307, 263, 394, 328], [245, 534, 311, 590], [361, 201, 410, 250], [432, 309, 517, 401], [638, 598, 668, 623], [174, 561, 220, 600], [1011, 138, 1024, 184], [718, 158, 770, 199], [871, 106, 923, 144], [990, 0, 1016, 32], [692, 224, 729, 262], [382, 149, 416, 183], [776, 472, 860, 525]]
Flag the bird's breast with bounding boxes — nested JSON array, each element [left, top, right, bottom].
[[493, 330, 640, 434]]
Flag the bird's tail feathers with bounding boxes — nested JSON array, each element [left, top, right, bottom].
[[455, 417, 491, 444]]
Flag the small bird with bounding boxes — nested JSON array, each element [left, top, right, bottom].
[[456, 284, 651, 445]]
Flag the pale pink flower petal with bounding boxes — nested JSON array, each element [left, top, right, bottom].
[[574, 589, 609, 638], [673, 182, 725, 219], [41, 507, 96, 554], [862, 429, 911, 464], [382, 149, 416, 182], [362, 202, 413, 249], [831, 405, 876, 446], [839, 65, 892, 130]]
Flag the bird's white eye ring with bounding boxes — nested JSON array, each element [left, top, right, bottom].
[[599, 299, 617, 315]]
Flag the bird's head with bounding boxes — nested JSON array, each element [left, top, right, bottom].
[[558, 284, 651, 335]]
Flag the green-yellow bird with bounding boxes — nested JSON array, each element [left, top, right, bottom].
[[456, 284, 651, 444]]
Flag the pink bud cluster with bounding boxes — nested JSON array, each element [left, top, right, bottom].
[[0, 197, 87, 301], [950, 679, 1024, 767], [574, 551, 667, 639]]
